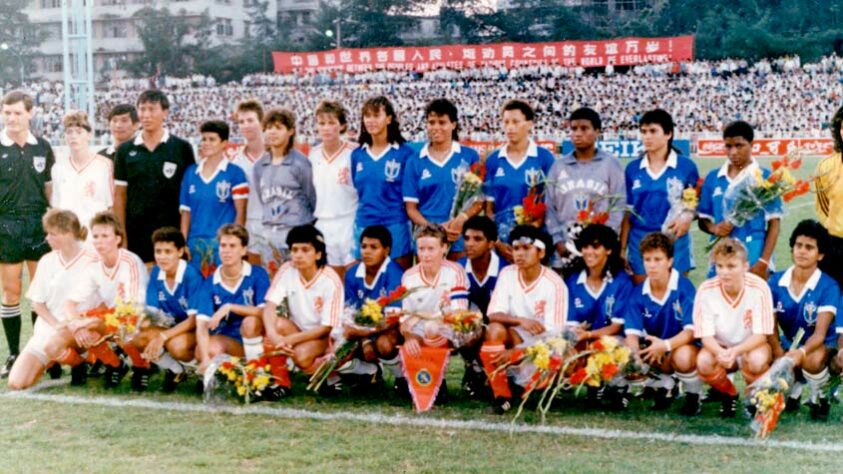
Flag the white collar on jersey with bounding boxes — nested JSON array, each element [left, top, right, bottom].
[[642, 268, 680, 305], [640, 149, 678, 170], [213, 261, 253, 285], [133, 128, 171, 147], [355, 257, 393, 291], [195, 156, 230, 175], [778, 266, 822, 291], [464, 252, 501, 286], [717, 157, 758, 179], [0, 129, 38, 147], [158, 259, 187, 284], [497, 140, 539, 162], [362, 142, 400, 161], [419, 141, 461, 163]]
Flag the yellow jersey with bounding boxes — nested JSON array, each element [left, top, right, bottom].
[[815, 153, 843, 237]]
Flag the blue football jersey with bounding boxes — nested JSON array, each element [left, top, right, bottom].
[[146, 260, 205, 324], [622, 270, 696, 340], [459, 252, 505, 316], [698, 161, 783, 270], [769, 267, 840, 346], [179, 159, 248, 240], [195, 262, 270, 340], [344, 258, 405, 309], [351, 143, 414, 226], [625, 151, 699, 232], [484, 141, 555, 241], [566, 269, 633, 330], [403, 142, 480, 223]]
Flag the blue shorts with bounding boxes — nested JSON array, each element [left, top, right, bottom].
[[211, 319, 243, 343], [627, 228, 694, 276], [353, 221, 412, 260]]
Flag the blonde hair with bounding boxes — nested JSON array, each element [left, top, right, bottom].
[[63, 110, 92, 132], [42, 209, 86, 241], [710, 237, 748, 263], [414, 223, 448, 245], [90, 211, 125, 242]]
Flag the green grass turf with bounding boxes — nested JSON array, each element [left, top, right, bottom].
[[0, 156, 836, 472]]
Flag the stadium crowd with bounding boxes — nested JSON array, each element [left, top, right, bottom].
[[12, 54, 843, 146]]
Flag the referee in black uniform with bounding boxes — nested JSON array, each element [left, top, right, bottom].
[[97, 103, 138, 161], [114, 90, 195, 264], [0, 91, 54, 376]]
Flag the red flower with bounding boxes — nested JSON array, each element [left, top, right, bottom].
[[220, 361, 234, 370], [601, 363, 618, 380], [548, 355, 562, 372], [376, 296, 388, 307], [790, 158, 802, 170], [570, 367, 588, 385], [246, 372, 255, 381], [592, 340, 605, 352], [796, 180, 810, 193], [771, 159, 782, 170], [470, 161, 487, 181], [592, 212, 609, 225], [576, 210, 590, 222]]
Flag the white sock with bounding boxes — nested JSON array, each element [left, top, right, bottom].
[[243, 337, 264, 361], [338, 358, 378, 375], [804, 367, 830, 403], [675, 370, 703, 395], [155, 353, 183, 374], [788, 381, 804, 400], [380, 355, 403, 379]]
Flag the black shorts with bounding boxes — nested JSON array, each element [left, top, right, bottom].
[[0, 213, 50, 263]]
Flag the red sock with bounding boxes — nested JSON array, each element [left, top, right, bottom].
[[57, 348, 84, 367], [701, 367, 737, 397], [479, 344, 512, 399], [123, 344, 150, 369], [89, 343, 121, 368], [267, 354, 291, 388]]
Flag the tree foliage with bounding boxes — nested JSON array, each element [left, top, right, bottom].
[[0, 0, 49, 85], [125, 7, 216, 77]]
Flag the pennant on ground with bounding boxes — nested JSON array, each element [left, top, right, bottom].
[[399, 345, 450, 412]]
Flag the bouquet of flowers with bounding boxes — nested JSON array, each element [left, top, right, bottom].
[[307, 286, 414, 392], [194, 238, 218, 279], [559, 195, 625, 271], [746, 328, 804, 439], [708, 152, 810, 250], [514, 183, 547, 227], [661, 177, 702, 239], [86, 297, 143, 345], [440, 309, 484, 348], [264, 241, 287, 279], [203, 354, 275, 404], [450, 162, 486, 219], [568, 336, 632, 392]]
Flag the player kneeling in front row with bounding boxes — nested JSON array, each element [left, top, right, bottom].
[[8, 210, 96, 390], [245, 225, 343, 400], [623, 232, 701, 415], [694, 238, 774, 418], [480, 225, 569, 414], [342, 225, 404, 393], [122, 227, 205, 392], [768, 220, 841, 420], [196, 225, 270, 384]]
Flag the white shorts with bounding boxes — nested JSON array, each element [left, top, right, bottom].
[[315, 215, 356, 267], [249, 224, 292, 265], [22, 319, 59, 365], [245, 219, 264, 252]]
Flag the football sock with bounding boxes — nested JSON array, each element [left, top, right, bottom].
[[123, 344, 150, 369], [338, 358, 377, 375], [1, 304, 22, 355], [155, 353, 184, 374], [380, 355, 403, 379], [700, 367, 737, 397], [804, 367, 830, 403], [57, 348, 85, 367], [243, 337, 264, 361], [675, 370, 703, 394], [479, 343, 512, 399]]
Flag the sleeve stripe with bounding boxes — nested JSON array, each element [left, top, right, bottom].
[[115, 180, 128, 186], [179, 205, 190, 212]]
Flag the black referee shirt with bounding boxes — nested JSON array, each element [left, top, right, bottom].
[[98, 144, 117, 161], [114, 129, 195, 262], [0, 129, 54, 216]]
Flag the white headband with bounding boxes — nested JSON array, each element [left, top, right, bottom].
[[513, 236, 546, 250]]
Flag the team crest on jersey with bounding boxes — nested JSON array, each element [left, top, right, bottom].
[[162, 161, 177, 179], [574, 194, 589, 211], [242, 288, 255, 306], [495, 167, 505, 178], [357, 289, 365, 299], [85, 181, 96, 198], [574, 297, 583, 309], [643, 306, 653, 319], [534, 300, 547, 318], [604, 295, 616, 319], [337, 167, 350, 185], [421, 169, 432, 180], [32, 156, 46, 173], [314, 296, 324, 314], [189, 184, 196, 194], [774, 301, 784, 313], [451, 161, 468, 184], [672, 300, 683, 321], [356, 162, 363, 173], [524, 167, 544, 186], [216, 180, 231, 202], [632, 179, 642, 190], [803, 301, 818, 325], [743, 309, 752, 329], [158, 291, 166, 302], [178, 296, 188, 310], [384, 159, 401, 182]]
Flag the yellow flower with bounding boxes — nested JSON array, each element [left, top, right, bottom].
[[681, 188, 698, 210], [513, 206, 525, 224], [253, 375, 271, 390], [777, 378, 789, 391], [526, 343, 551, 370], [612, 346, 631, 365], [546, 337, 567, 353], [463, 171, 483, 186], [360, 299, 383, 324], [236, 385, 247, 397], [597, 336, 618, 352], [779, 168, 796, 186]]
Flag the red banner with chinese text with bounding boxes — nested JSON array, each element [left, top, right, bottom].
[[697, 138, 834, 158], [272, 36, 694, 74]]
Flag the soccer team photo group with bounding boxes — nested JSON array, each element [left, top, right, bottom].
[[6, 1, 843, 469]]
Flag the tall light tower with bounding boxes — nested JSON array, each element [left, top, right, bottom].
[[61, 0, 95, 131]]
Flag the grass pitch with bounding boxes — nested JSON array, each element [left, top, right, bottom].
[[1, 155, 839, 473]]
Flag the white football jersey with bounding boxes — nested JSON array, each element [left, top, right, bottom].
[[68, 249, 148, 310], [401, 261, 469, 315], [265, 262, 344, 331], [487, 266, 569, 334], [27, 249, 98, 319], [693, 272, 775, 347], [228, 144, 263, 223], [51, 154, 114, 231], [309, 142, 358, 219]]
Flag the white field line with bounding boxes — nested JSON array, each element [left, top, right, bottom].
[[4, 382, 843, 453]]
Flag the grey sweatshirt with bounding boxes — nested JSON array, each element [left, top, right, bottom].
[[545, 148, 626, 245], [253, 149, 316, 227]]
